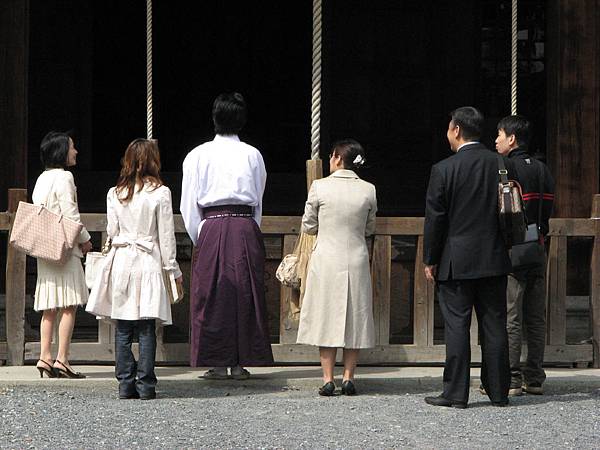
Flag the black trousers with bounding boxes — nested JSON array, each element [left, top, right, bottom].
[[437, 276, 510, 404]]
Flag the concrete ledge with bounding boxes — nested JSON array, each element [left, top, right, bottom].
[[1, 366, 599, 395]]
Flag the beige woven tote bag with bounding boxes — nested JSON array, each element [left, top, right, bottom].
[[9, 200, 83, 265]]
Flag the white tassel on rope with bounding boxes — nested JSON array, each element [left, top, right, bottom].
[[310, 0, 322, 160], [146, 0, 153, 140], [511, 0, 517, 115]]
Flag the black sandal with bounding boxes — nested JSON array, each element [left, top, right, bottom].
[[54, 360, 86, 379], [36, 359, 57, 378]]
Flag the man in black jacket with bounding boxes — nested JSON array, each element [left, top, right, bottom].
[[423, 106, 511, 408], [495, 115, 555, 396]]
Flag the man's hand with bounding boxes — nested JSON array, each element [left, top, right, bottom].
[[424, 265, 437, 283], [175, 275, 183, 286], [79, 240, 93, 255]]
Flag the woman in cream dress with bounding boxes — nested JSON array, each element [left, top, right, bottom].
[[86, 138, 182, 400], [32, 132, 93, 379], [297, 139, 377, 396]]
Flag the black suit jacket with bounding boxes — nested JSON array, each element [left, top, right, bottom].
[[423, 142, 513, 281]]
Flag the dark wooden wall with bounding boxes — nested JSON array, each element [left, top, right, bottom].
[[0, 1, 29, 211], [546, 0, 600, 218]]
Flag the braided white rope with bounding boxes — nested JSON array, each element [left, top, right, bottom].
[[511, 0, 517, 115], [146, 0, 153, 139], [310, 0, 322, 160]]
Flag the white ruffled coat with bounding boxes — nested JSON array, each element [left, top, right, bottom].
[[86, 184, 182, 325]]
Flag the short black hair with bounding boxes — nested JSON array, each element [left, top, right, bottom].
[[450, 106, 484, 141], [40, 131, 70, 169], [212, 92, 247, 135], [331, 138, 366, 171], [497, 115, 531, 148]]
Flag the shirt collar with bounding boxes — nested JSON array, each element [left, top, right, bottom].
[[330, 169, 359, 179], [214, 134, 240, 142], [457, 141, 479, 152]]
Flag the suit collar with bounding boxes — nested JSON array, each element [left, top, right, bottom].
[[330, 169, 359, 179]]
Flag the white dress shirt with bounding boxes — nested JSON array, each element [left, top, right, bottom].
[[180, 134, 267, 245]]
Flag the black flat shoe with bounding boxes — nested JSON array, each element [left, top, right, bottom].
[[36, 359, 57, 378], [54, 360, 86, 379], [424, 395, 467, 409], [341, 380, 357, 396], [318, 381, 336, 396]]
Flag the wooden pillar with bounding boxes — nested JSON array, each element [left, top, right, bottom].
[[0, 1, 29, 211], [6, 189, 27, 365], [306, 159, 323, 192], [591, 195, 600, 367], [546, 0, 600, 217]]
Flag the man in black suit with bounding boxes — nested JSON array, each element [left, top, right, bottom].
[[423, 106, 511, 408]]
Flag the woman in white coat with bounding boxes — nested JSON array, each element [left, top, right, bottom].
[[297, 139, 377, 396], [32, 132, 92, 379], [86, 138, 182, 400]]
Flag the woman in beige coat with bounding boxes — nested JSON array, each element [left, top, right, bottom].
[[32, 132, 92, 379], [297, 139, 377, 396]]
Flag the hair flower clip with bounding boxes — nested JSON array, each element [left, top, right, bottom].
[[353, 154, 365, 166]]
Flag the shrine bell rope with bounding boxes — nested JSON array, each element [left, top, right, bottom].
[[310, 0, 322, 160], [511, 0, 517, 115], [146, 0, 153, 140]]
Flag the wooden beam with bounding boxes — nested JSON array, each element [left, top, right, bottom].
[[546, 0, 600, 218], [371, 235, 391, 345], [306, 159, 323, 192], [413, 236, 435, 346], [5, 189, 27, 365], [547, 235, 567, 345], [548, 218, 596, 237], [0, 0, 28, 212], [590, 195, 600, 367]]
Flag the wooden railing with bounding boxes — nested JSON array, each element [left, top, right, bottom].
[[2, 188, 599, 367]]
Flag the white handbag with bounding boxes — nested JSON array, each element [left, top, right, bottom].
[[84, 238, 111, 290]]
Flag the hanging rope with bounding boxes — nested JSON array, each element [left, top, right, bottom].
[[146, 0, 153, 139], [510, 0, 517, 115], [310, 0, 322, 160]]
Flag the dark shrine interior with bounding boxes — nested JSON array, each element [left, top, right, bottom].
[[26, 0, 546, 217]]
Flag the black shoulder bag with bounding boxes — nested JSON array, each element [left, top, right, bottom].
[[510, 160, 546, 271]]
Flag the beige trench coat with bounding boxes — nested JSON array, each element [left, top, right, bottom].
[[296, 169, 377, 348]]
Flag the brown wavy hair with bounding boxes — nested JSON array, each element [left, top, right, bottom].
[[115, 138, 163, 203]]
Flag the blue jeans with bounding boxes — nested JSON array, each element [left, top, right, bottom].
[[115, 319, 157, 397]]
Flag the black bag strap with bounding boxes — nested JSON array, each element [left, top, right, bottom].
[[496, 154, 509, 184]]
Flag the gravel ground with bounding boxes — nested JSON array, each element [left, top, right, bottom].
[[0, 380, 599, 449]]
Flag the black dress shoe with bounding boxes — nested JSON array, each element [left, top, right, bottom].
[[491, 399, 509, 407], [341, 380, 357, 396], [424, 395, 467, 409], [318, 381, 336, 396], [119, 391, 140, 400], [139, 392, 156, 400]]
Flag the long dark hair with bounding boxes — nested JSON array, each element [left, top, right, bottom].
[[115, 138, 163, 203]]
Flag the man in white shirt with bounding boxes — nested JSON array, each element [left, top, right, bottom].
[[181, 93, 274, 379]]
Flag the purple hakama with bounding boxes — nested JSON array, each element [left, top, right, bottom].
[[190, 205, 274, 367]]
